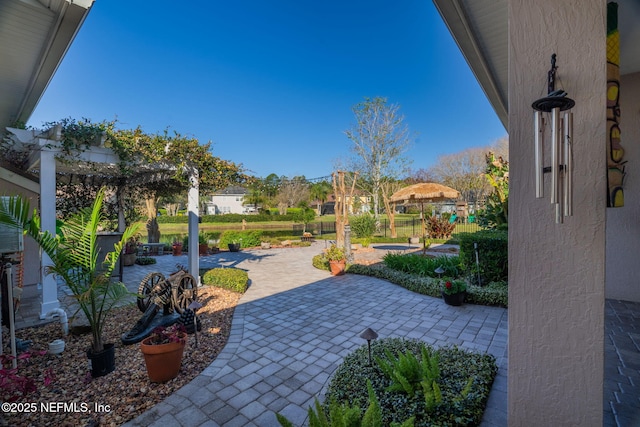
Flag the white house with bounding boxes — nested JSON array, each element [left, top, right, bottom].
[[205, 186, 248, 215]]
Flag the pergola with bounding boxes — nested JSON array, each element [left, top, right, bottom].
[[3, 126, 202, 318]]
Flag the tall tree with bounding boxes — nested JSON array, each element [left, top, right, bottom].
[[428, 147, 490, 209], [380, 178, 404, 238], [345, 97, 412, 223], [309, 181, 332, 213], [275, 176, 309, 215]]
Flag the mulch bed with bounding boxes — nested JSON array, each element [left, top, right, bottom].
[[1, 286, 240, 427]]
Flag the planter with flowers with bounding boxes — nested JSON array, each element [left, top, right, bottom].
[[441, 279, 467, 306], [325, 244, 347, 276], [172, 240, 183, 256], [140, 324, 187, 382], [123, 233, 141, 266]]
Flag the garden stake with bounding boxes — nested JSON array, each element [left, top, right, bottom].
[[474, 242, 482, 286], [188, 301, 203, 348]]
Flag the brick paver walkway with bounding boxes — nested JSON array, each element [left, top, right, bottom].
[[123, 242, 508, 426]]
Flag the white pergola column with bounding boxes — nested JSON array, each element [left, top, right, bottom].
[[38, 145, 60, 318], [186, 167, 200, 285]]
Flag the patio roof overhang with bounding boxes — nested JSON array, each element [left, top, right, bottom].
[[0, 0, 94, 131], [432, 0, 640, 129]]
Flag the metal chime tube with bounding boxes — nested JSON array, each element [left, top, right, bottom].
[[534, 111, 544, 198], [550, 107, 561, 205], [563, 112, 573, 217]]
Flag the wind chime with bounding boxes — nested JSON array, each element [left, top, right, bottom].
[[532, 54, 575, 224]]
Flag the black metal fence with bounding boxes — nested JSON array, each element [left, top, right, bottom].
[[294, 218, 480, 237]]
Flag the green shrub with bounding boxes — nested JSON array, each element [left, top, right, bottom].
[[181, 232, 213, 247], [201, 268, 249, 293], [324, 338, 497, 426], [457, 230, 507, 285], [156, 212, 298, 224], [350, 213, 377, 239], [219, 230, 262, 248], [135, 257, 156, 265], [382, 253, 461, 278], [313, 254, 330, 271], [347, 264, 507, 307]]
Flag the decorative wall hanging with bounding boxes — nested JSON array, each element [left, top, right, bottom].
[[607, 1, 625, 207]]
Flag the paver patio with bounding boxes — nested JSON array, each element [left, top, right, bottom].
[[14, 241, 638, 426], [122, 242, 509, 426]]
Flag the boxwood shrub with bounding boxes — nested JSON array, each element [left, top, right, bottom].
[[382, 253, 462, 278], [324, 337, 497, 426], [456, 230, 507, 285], [201, 267, 249, 293], [219, 230, 262, 248]]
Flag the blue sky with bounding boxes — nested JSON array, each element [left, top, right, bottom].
[[27, 1, 506, 180]]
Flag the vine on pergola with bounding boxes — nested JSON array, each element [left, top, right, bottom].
[[2, 118, 252, 221]]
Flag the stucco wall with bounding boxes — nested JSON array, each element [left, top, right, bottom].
[[606, 71, 640, 302], [508, 1, 606, 425]]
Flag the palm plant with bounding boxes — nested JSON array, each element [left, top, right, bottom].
[[0, 188, 138, 353]]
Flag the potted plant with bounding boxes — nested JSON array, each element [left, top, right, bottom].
[[0, 188, 138, 377], [140, 323, 187, 383], [198, 233, 209, 256], [441, 278, 468, 306], [122, 233, 141, 266], [325, 244, 347, 276], [228, 239, 241, 252], [172, 240, 183, 256]]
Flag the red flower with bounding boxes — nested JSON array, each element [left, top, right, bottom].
[[445, 281, 452, 289]]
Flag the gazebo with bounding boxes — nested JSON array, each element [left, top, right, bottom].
[[2, 126, 202, 319]]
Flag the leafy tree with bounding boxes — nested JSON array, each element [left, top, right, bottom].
[[345, 97, 412, 222], [380, 178, 404, 238], [293, 205, 316, 233], [309, 181, 332, 213], [477, 152, 509, 229]]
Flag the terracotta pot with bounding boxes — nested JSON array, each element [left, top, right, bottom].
[[198, 243, 209, 256], [172, 245, 182, 256], [329, 259, 346, 276], [140, 335, 186, 382], [441, 291, 466, 306]]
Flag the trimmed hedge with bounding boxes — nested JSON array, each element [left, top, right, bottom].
[[219, 230, 262, 248], [324, 337, 497, 426], [156, 213, 298, 224], [457, 230, 508, 285], [201, 267, 249, 293], [382, 253, 462, 278], [347, 264, 507, 307]]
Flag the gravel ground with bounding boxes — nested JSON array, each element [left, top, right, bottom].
[[1, 286, 240, 427]]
